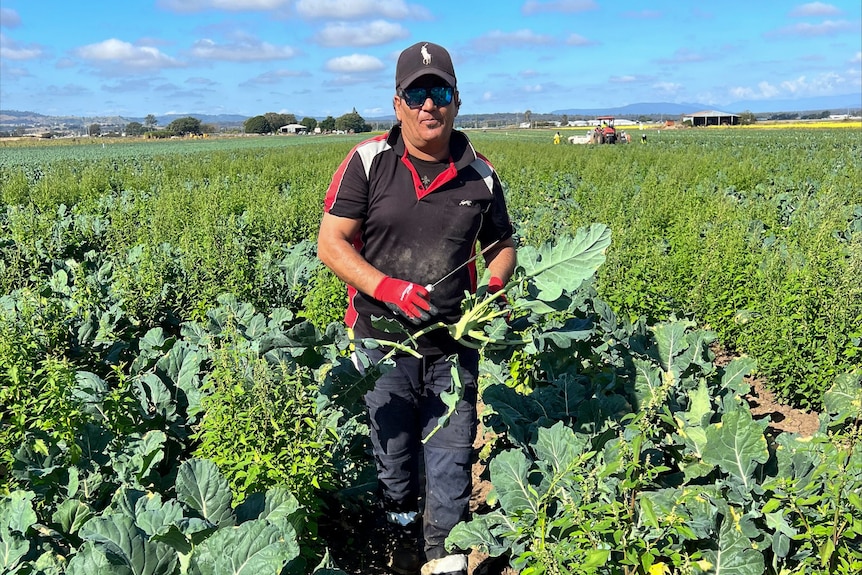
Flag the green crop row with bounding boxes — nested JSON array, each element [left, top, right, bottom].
[[2, 205, 859, 573], [1, 128, 859, 408], [483, 129, 862, 408], [1, 127, 860, 572]]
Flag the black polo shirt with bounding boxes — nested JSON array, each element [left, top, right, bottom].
[[323, 125, 514, 354]]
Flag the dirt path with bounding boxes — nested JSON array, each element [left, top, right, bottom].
[[711, 344, 820, 437], [745, 377, 820, 437]]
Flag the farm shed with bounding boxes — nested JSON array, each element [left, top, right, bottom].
[[683, 110, 740, 126], [279, 123, 307, 134]]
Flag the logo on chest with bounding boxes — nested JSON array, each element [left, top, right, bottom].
[[459, 200, 473, 207]]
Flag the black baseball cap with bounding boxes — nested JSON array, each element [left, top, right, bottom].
[[395, 42, 456, 90]]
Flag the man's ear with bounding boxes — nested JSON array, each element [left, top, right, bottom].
[[392, 95, 401, 122]]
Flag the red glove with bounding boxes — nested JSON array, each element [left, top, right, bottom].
[[374, 276, 433, 324], [488, 276, 510, 321]]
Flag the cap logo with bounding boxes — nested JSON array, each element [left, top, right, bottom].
[[421, 43, 431, 65]]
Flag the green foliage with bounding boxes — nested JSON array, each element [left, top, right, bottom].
[[166, 116, 202, 136], [0, 199, 353, 569], [2, 130, 860, 572], [243, 115, 272, 134], [0, 341, 84, 482], [0, 281, 352, 570], [318, 116, 336, 132], [323, 222, 862, 574], [489, 128, 861, 408], [192, 319, 339, 508], [2, 459, 307, 575], [301, 266, 348, 330], [739, 110, 757, 125], [334, 109, 371, 133], [125, 121, 146, 136], [263, 112, 296, 131], [448, 312, 862, 574]]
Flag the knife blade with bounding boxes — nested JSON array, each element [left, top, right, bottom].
[[424, 238, 502, 293]]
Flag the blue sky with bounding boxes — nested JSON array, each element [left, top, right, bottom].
[[1, 0, 860, 119]]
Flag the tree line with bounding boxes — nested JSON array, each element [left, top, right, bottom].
[[121, 115, 217, 138], [117, 109, 373, 138], [242, 108, 372, 134]]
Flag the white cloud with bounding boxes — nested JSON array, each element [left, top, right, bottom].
[[296, 0, 428, 20], [472, 29, 554, 53], [621, 10, 662, 19], [780, 72, 847, 95], [610, 75, 637, 83], [652, 81, 682, 95], [657, 48, 707, 64], [75, 39, 182, 71], [325, 53, 385, 73], [185, 76, 219, 86], [729, 81, 783, 101], [522, 0, 598, 16], [103, 77, 163, 94], [769, 19, 855, 37], [728, 71, 856, 101], [0, 32, 43, 60], [0, 65, 29, 79], [565, 33, 595, 46], [0, 8, 21, 28], [240, 69, 308, 86], [191, 38, 296, 61], [158, 0, 291, 13], [851, 52, 862, 64], [315, 20, 409, 47], [43, 84, 92, 98], [789, 2, 842, 17]]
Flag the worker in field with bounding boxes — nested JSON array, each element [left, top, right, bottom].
[[317, 41, 516, 575], [553, 131, 561, 144]]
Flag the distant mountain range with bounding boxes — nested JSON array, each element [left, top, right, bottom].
[[2, 93, 859, 129], [551, 93, 861, 116]]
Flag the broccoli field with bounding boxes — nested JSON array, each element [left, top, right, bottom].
[[1, 126, 860, 574]]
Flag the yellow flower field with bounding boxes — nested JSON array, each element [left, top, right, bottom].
[[732, 119, 862, 129]]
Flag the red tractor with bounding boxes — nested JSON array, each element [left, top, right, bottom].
[[593, 115, 618, 144]]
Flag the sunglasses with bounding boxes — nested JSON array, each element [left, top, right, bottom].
[[398, 86, 454, 109]]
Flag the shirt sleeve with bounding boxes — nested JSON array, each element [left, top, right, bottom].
[[324, 150, 369, 220], [478, 170, 514, 246]]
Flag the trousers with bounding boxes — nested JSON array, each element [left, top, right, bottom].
[[361, 346, 479, 560]]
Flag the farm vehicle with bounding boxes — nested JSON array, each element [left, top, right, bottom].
[[568, 115, 631, 144]]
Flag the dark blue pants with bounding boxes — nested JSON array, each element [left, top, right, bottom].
[[361, 347, 479, 560]]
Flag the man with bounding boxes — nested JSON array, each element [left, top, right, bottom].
[[317, 41, 516, 575]]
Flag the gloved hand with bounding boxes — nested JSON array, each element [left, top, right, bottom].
[[487, 276, 511, 322], [488, 276, 506, 296], [374, 276, 434, 324]]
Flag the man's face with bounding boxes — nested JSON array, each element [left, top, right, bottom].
[[394, 74, 458, 158]]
